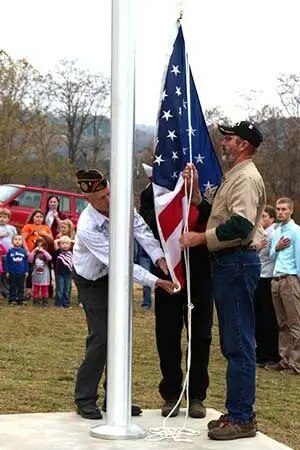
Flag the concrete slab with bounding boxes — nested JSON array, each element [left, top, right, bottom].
[[0, 409, 293, 450]]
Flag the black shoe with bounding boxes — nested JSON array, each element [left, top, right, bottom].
[[161, 398, 180, 417], [102, 401, 142, 416], [188, 399, 206, 418], [76, 404, 102, 420]]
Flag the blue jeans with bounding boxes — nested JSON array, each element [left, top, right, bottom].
[[8, 273, 25, 304], [211, 249, 260, 423], [55, 272, 72, 307], [139, 250, 152, 309]]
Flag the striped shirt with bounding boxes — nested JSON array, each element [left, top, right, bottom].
[[56, 250, 73, 274]]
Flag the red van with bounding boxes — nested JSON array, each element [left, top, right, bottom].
[[0, 184, 88, 231]]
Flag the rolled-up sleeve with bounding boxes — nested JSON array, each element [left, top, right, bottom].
[[206, 176, 260, 250]]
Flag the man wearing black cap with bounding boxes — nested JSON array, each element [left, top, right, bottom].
[[180, 121, 266, 440], [73, 169, 177, 420]]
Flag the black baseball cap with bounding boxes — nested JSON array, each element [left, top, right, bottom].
[[218, 121, 263, 148]]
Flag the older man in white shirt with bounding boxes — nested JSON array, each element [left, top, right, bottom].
[[73, 169, 177, 420]]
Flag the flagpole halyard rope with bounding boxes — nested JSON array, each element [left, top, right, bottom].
[[145, 20, 201, 443]]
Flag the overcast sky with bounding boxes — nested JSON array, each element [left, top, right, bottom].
[[1, 0, 300, 124]]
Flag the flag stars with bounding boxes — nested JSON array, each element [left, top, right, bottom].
[[172, 151, 179, 160], [171, 65, 180, 76], [166, 130, 177, 141], [153, 154, 165, 166], [195, 153, 205, 164], [171, 171, 178, 179], [175, 86, 182, 96], [182, 147, 188, 155], [162, 110, 173, 121], [187, 126, 197, 137], [161, 90, 168, 101], [183, 100, 188, 109], [204, 180, 214, 190]]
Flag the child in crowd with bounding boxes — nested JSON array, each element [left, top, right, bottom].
[[57, 219, 75, 240], [0, 208, 17, 298], [54, 236, 73, 308], [28, 237, 52, 306], [0, 208, 17, 249], [0, 242, 8, 298], [55, 219, 79, 306], [5, 235, 28, 306]]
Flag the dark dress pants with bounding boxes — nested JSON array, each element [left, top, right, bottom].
[[73, 271, 108, 407], [155, 276, 213, 401], [254, 277, 280, 363]]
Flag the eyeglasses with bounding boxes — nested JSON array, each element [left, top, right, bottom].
[[76, 170, 108, 193]]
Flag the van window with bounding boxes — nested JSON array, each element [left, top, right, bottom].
[[14, 190, 42, 208], [58, 195, 70, 213], [75, 197, 88, 214], [0, 185, 19, 202], [47, 194, 71, 213]]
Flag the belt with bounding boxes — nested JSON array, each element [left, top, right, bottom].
[[273, 274, 296, 281], [213, 245, 256, 256]]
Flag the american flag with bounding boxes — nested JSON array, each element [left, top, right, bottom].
[[153, 24, 222, 288]]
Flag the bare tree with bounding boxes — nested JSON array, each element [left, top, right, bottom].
[[78, 115, 110, 169], [26, 114, 75, 188], [44, 59, 110, 165], [276, 74, 300, 198], [248, 103, 300, 204], [0, 50, 44, 183], [204, 106, 230, 127], [277, 73, 300, 120]]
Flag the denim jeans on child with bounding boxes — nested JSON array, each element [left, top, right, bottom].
[[8, 273, 26, 304], [211, 248, 261, 423], [56, 272, 72, 308]]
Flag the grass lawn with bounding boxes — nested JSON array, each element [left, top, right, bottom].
[[0, 286, 299, 449]]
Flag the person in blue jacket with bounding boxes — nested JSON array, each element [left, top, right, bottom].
[[5, 235, 28, 305]]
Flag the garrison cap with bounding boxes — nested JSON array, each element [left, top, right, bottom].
[[75, 169, 108, 193]]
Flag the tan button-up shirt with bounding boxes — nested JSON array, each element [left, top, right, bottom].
[[206, 159, 266, 252]]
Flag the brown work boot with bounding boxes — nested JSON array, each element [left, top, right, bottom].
[[161, 398, 180, 417], [188, 399, 206, 418], [208, 413, 257, 431], [208, 417, 257, 440], [207, 414, 229, 430]]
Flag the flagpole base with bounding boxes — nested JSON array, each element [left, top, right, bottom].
[[90, 423, 146, 440]]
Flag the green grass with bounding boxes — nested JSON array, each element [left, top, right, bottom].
[[0, 286, 299, 449]]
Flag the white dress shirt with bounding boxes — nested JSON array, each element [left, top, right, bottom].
[[73, 204, 163, 288], [258, 224, 275, 278]]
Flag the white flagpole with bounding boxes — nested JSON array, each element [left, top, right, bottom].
[[90, 0, 145, 440]]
